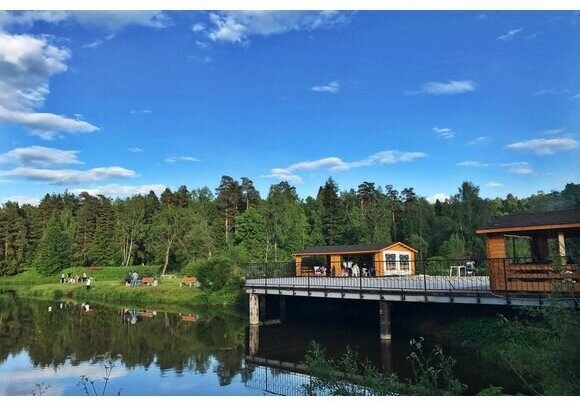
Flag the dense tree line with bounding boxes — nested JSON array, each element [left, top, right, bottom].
[[0, 177, 578, 275]]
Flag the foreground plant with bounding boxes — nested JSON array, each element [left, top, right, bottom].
[[77, 352, 121, 396], [303, 339, 465, 396]]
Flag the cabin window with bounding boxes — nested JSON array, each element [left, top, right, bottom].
[[400, 254, 410, 270], [385, 253, 397, 269], [384, 251, 411, 271]]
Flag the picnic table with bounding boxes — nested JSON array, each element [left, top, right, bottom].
[[141, 277, 157, 286], [180, 277, 197, 287]]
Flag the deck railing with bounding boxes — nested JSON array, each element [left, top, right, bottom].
[[244, 257, 579, 295]]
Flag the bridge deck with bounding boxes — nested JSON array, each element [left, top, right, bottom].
[[245, 275, 576, 307]]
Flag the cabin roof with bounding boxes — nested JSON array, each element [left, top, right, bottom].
[[476, 208, 580, 234], [293, 241, 416, 256]]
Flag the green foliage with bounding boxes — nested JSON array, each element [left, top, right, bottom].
[[34, 214, 72, 276], [304, 339, 465, 396], [195, 256, 240, 291], [452, 304, 580, 395], [1, 180, 578, 274]]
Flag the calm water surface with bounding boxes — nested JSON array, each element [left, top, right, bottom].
[[0, 294, 521, 395]]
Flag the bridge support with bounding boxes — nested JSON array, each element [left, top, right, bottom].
[[379, 301, 391, 341], [249, 293, 260, 325], [380, 337, 392, 373], [248, 324, 260, 356]]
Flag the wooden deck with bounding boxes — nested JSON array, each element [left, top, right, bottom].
[[245, 275, 577, 307]]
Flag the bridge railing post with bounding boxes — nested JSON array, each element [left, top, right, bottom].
[[422, 259, 427, 294]]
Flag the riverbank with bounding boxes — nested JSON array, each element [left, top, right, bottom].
[[0, 267, 245, 309]]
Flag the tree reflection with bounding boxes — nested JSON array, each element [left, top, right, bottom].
[[0, 294, 247, 386]]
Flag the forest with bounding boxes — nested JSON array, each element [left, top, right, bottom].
[[1, 177, 579, 276]]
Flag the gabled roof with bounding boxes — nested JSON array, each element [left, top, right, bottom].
[[476, 208, 580, 234], [293, 241, 417, 256]]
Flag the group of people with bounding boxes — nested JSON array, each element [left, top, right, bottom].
[[312, 262, 376, 277], [125, 271, 140, 287], [60, 272, 92, 289]]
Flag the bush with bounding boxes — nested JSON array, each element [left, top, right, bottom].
[[196, 256, 240, 291]]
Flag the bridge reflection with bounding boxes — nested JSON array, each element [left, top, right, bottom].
[[244, 323, 394, 395]]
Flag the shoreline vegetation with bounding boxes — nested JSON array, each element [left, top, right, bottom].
[[0, 265, 245, 309]]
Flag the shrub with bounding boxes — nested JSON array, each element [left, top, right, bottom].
[[196, 256, 239, 291]]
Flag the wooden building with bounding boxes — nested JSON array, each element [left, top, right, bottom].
[[477, 209, 580, 292], [293, 242, 417, 277]]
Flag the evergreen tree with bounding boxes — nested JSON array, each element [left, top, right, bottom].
[[34, 213, 71, 276], [317, 177, 342, 245]]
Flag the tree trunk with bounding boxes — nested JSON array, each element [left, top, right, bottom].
[[162, 238, 173, 276], [127, 237, 134, 267]]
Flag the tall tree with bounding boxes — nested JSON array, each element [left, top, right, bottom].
[[34, 213, 71, 276], [215, 176, 242, 245], [317, 177, 342, 245]]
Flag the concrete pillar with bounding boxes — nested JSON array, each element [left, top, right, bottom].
[[379, 301, 391, 341], [279, 296, 286, 322], [249, 293, 259, 325], [248, 324, 259, 356], [558, 232, 566, 259], [380, 337, 392, 373]]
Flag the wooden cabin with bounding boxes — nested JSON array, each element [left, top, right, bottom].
[[293, 242, 417, 277], [477, 209, 580, 292]]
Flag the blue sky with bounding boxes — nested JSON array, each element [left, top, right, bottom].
[[0, 10, 579, 204]]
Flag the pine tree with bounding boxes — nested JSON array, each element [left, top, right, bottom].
[[34, 213, 71, 276]]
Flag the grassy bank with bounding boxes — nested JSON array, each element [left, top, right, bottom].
[[0, 266, 244, 308]]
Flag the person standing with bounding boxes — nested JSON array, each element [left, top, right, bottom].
[[61, 273, 65, 284], [82, 272, 87, 282], [86, 277, 92, 290]]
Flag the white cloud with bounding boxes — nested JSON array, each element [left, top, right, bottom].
[[0, 106, 98, 139], [486, 181, 504, 187], [533, 88, 568, 96], [405, 80, 476, 96], [0, 166, 135, 184], [572, 93, 580, 99], [130, 109, 151, 114], [205, 11, 351, 44], [310, 81, 340, 94], [0, 146, 81, 166], [82, 33, 115, 49], [287, 156, 348, 172], [2, 195, 39, 205], [264, 150, 427, 183], [262, 168, 304, 184], [71, 183, 166, 197], [542, 128, 566, 135], [0, 11, 171, 31], [0, 32, 98, 138], [128, 147, 143, 153], [192, 23, 206, 32], [501, 162, 533, 175], [506, 137, 578, 155], [457, 161, 490, 167], [165, 156, 200, 163], [469, 136, 489, 144], [427, 193, 450, 203], [433, 127, 454, 139], [458, 160, 533, 174], [497, 28, 523, 41]]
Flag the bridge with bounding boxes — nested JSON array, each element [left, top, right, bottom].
[[244, 258, 578, 343]]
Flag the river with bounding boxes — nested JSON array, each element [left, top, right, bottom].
[[0, 293, 523, 395]]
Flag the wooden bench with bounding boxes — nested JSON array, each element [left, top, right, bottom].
[[142, 277, 156, 286], [181, 277, 197, 287], [181, 314, 197, 322]]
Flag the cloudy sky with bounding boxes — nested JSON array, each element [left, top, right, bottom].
[[0, 10, 579, 204]]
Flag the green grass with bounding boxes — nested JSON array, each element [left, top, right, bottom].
[[0, 267, 243, 308]]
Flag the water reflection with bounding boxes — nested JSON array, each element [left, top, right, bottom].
[[0, 294, 254, 395]]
